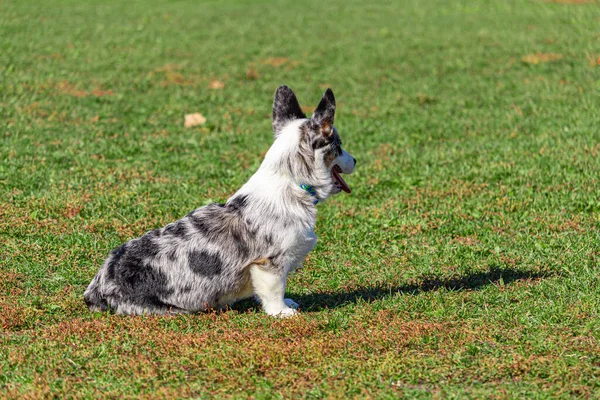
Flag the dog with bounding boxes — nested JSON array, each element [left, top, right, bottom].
[[84, 85, 356, 317]]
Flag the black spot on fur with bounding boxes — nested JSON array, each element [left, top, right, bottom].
[[104, 242, 175, 311], [246, 221, 259, 237], [188, 213, 210, 233], [188, 250, 223, 276], [106, 243, 127, 281], [166, 247, 178, 261], [148, 229, 162, 237], [164, 221, 188, 238], [231, 228, 250, 258], [136, 234, 160, 258], [312, 135, 332, 150], [226, 195, 248, 213], [188, 203, 253, 259], [265, 234, 273, 246], [181, 284, 194, 293], [117, 253, 145, 288]]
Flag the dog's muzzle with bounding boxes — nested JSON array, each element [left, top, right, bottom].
[[332, 150, 356, 194]]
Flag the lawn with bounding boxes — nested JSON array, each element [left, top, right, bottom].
[[1, 0, 600, 397]]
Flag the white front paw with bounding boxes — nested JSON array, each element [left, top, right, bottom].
[[284, 298, 299, 309], [265, 307, 298, 318], [277, 307, 298, 318]]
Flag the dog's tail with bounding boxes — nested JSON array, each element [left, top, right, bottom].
[[83, 275, 109, 312]]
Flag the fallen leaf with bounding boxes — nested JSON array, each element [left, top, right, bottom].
[[184, 113, 206, 128], [208, 80, 225, 89]]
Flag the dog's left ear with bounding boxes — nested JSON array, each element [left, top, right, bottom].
[[311, 88, 336, 137], [272, 85, 306, 135]]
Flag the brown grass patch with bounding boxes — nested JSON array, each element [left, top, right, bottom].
[[0, 271, 27, 296], [153, 63, 184, 73], [261, 57, 289, 67], [0, 300, 33, 331], [62, 204, 83, 218], [21, 102, 49, 119], [544, 0, 595, 3], [245, 63, 259, 80], [54, 81, 114, 97], [370, 143, 396, 172], [0, 273, 38, 331], [454, 236, 480, 246], [584, 52, 600, 67], [0, 191, 94, 236], [521, 52, 563, 64], [0, 202, 73, 236], [23, 311, 456, 398], [150, 65, 199, 87], [6, 309, 598, 397], [159, 71, 194, 87], [90, 88, 114, 96], [405, 180, 490, 208], [260, 57, 300, 70]]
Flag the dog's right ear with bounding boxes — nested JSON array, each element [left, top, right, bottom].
[[272, 85, 306, 135], [311, 88, 336, 138]]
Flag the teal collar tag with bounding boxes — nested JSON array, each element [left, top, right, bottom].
[[299, 183, 319, 205]]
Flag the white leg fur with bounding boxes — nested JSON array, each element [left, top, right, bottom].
[[250, 265, 297, 318]]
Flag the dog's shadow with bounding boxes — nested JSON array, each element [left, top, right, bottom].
[[228, 267, 550, 313], [287, 266, 549, 311]]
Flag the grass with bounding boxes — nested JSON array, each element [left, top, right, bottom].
[[1, 0, 599, 397]]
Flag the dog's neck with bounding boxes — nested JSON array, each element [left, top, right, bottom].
[[230, 169, 318, 233], [299, 183, 319, 205], [254, 121, 333, 204], [242, 168, 323, 206]]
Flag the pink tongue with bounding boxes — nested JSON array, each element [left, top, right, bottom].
[[332, 168, 351, 194]]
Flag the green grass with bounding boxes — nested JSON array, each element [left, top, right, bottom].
[[1, 0, 600, 397]]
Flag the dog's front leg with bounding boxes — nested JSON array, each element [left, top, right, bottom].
[[250, 263, 297, 318]]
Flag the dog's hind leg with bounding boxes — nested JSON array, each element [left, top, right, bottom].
[[249, 261, 297, 318], [217, 276, 254, 308]]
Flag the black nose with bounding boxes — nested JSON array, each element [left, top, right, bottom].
[[352, 157, 356, 166]]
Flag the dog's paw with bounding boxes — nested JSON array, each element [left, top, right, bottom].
[[284, 298, 299, 309], [265, 306, 298, 318], [277, 307, 299, 318]]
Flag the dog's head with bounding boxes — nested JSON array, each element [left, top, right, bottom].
[[268, 85, 356, 199]]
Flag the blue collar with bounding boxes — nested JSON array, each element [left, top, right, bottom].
[[299, 183, 319, 205]]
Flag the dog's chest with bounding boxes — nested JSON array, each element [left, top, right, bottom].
[[293, 229, 317, 252], [284, 229, 317, 273]]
